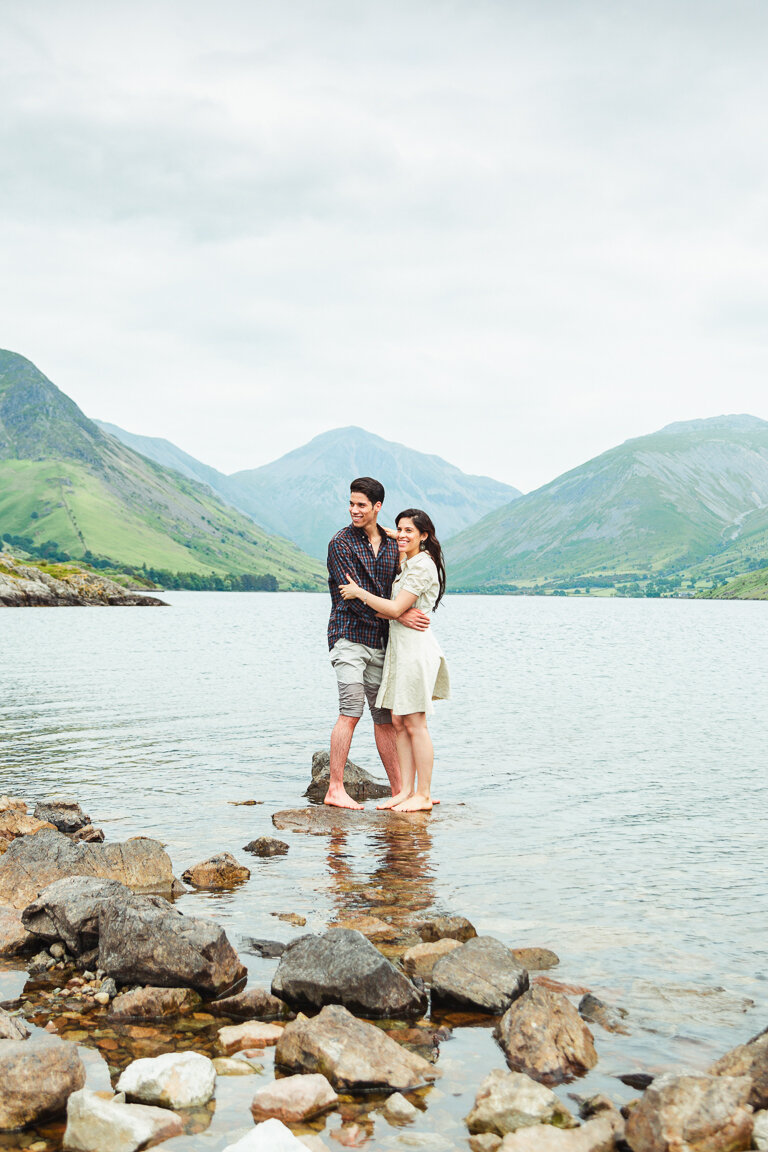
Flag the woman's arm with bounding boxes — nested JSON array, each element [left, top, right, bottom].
[[339, 573, 417, 619]]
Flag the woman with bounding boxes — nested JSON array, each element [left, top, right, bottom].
[[339, 508, 449, 812]]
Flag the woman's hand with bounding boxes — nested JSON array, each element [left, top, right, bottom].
[[339, 573, 363, 601], [381, 524, 397, 539]]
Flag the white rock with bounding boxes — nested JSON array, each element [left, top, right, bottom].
[[62, 1088, 183, 1152], [753, 1111, 768, 1152], [384, 1091, 419, 1121], [223, 1118, 310, 1150], [213, 1056, 260, 1076], [117, 1050, 216, 1108]]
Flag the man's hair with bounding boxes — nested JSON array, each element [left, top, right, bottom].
[[350, 477, 385, 506]]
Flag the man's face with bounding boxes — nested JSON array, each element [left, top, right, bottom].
[[349, 492, 381, 531]]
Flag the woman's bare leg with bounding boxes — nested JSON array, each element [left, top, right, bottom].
[[393, 713, 433, 811], [377, 714, 414, 809]]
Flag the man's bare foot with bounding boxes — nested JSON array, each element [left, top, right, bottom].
[[324, 789, 363, 810], [376, 790, 413, 810], [393, 794, 433, 812]]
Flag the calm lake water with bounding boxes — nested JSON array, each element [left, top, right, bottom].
[[1, 592, 767, 1150]]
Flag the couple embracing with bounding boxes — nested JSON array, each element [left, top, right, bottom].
[[325, 476, 450, 812]]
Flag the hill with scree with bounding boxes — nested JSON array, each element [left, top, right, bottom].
[[0, 350, 324, 589]]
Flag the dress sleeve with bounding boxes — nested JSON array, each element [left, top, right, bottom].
[[399, 556, 437, 598]]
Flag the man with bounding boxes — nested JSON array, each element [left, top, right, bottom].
[[325, 477, 429, 809]]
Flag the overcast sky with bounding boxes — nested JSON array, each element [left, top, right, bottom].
[[2, 1, 766, 492]]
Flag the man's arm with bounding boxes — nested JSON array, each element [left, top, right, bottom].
[[328, 537, 373, 619]]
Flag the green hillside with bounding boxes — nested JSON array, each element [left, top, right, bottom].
[[0, 350, 324, 589], [446, 416, 768, 591], [699, 565, 768, 600]]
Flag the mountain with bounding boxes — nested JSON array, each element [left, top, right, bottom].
[[0, 350, 324, 588], [96, 422, 228, 493], [702, 565, 768, 600], [446, 415, 768, 589]]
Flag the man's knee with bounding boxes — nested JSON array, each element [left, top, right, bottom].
[[337, 682, 365, 719]]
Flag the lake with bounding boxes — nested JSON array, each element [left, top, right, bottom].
[[1, 592, 767, 1149]]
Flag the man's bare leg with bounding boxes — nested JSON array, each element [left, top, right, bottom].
[[373, 720, 401, 798], [325, 714, 364, 809], [377, 715, 413, 809], [394, 713, 433, 812]]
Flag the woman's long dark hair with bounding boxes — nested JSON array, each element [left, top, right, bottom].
[[396, 508, 446, 611]]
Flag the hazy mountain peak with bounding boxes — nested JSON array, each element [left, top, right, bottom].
[[656, 414, 768, 436]]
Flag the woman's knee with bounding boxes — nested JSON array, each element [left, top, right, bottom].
[[402, 712, 427, 735], [391, 713, 406, 732]]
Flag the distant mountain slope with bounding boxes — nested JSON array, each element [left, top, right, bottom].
[[446, 415, 768, 589], [96, 422, 229, 494], [0, 351, 323, 588], [703, 565, 768, 600]]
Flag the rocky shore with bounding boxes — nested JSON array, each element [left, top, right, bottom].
[[0, 556, 166, 607], [0, 782, 766, 1152]]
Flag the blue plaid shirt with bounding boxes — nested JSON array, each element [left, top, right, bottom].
[[327, 525, 399, 650]]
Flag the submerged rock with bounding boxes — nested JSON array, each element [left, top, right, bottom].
[[496, 987, 598, 1084], [710, 1025, 768, 1108], [275, 1003, 440, 1092], [108, 986, 202, 1020], [465, 1069, 576, 1136], [62, 1088, 183, 1152], [431, 936, 529, 1014], [305, 749, 391, 800], [415, 915, 477, 943], [512, 948, 560, 971], [272, 928, 427, 1017], [250, 1072, 338, 1122], [0, 1036, 86, 1131], [578, 993, 629, 1036], [241, 939, 287, 959], [117, 1050, 216, 1108], [623, 1072, 753, 1152], [243, 837, 289, 857], [218, 1021, 285, 1054], [403, 938, 463, 981], [22, 876, 129, 955], [209, 986, 293, 1020], [182, 852, 251, 889], [98, 892, 247, 996]]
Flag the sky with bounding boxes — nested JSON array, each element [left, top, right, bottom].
[[2, 0, 767, 494]]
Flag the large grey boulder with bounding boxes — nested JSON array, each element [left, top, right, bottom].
[[33, 797, 91, 833], [466, 1069, 576, 1136], [275, 1003, 439, 1092], [624, 1072, 753, 1152], [0, 827, 177, 908], [271, 928, 427, 1018], [63, 1088, 184, 1152], [22, 877, 130, 955], [496, 987, 598, 1084], [710, 1026, 768, 1108], [98, 892, 246, 996], [431, 936, 529, 1014], [305, 750, 390, 800], [0, 1036, 85, 1131]]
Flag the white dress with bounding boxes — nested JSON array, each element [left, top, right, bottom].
[[375, 552, 450, 716]]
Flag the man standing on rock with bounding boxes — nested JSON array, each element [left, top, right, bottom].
[[325, 477, 430, 809]]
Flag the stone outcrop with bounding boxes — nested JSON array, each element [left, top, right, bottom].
[[274, 1004, 440, 1092], [272, 928, 427, 1017], [496, 987, 598, 1084], [0, 809, 55, 848], [62, 1089, 183, 1152], [0, 1036, 86, 1130], [305, 750, 391, 800], [416, 915, 477, 943], [243, 837, 289, 856], [0, 828, 177, 908], [181, 852, 251, 888], [466, 1069, 576, 1136], [117, 1051, 217, 1108], [33, 797, 91, 833], [98, 893, 247, 996], [108, 986, 202, 1020], [0, 555, 167, 608], [22, 876, 129, 954], [250, 1073, 339, 1122], [431, 936, 529, 1014], [209, 986, 293, 1020], [623, 1072, 753, 1152], [709, 1026, 768, 1108]]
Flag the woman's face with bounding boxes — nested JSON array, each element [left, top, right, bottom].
[[396, 517, 427, 559]]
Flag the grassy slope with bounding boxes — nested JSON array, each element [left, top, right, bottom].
[[701, 566, 768, 600]]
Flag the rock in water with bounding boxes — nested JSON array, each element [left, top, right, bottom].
[[108, 987, 201, 1020], [305, 750, 391, 800], [209, 986, 293, 1020], [275, 1004, 439, 1092], [0, 1036, 85, 1131], [415, 915, 477, 943], [222, 1118, 312, 1151], [511, 948, 560, 971], [271, 928, 427, 1017], [578, 993, 629, 1035], [624, 1072, 753, 1152], [117, 1051, 216, 1108], [33, 797, 90, 833], [710, 1026, 768, 1108], [495, 1116, 621, 1152], [98, 893, 247, 996], [0, 1007, 30, 1040], [218, 1021, 285, 1054], [465, 1069, 576, 1136], [384, 1092, 419, 1121], [22, 877, 130, 955], [0, 827, 177, 909], [431, 936, 529, 1014], [243, 837, 289, 857], [63, 1088, 183, 1152], [250, 1072, 338, 1122], [182, 853, 251, 888], [496, 987, 598, 1084], [403, 938, 463, 981]]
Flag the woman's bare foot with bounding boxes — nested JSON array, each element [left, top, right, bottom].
[[324, 789, 363, 810], [376, 790, 413, 810], [393, 794, 433, 812]]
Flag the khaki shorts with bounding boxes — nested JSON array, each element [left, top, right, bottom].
[[330, 638, 392, 725]]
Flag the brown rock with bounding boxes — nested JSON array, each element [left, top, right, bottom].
[[243, 837, 289, 856], [623, 1072, 753, 1152], [470, 1136, 503, 1152], [332, 915, 399, 941], [403, 938, 462, 981], [108, 986, 202, 1020], [250, 1072, 338, 1122], [466, 1068, 576, 1135], [272, 912, 307, 926], [496, 986, 598, 1084], [533, 976, 590, 996], [218, 1021, 285, 1054], [72, 826, 105, 843], [499, 1116, 620, 1152], [0, 903, 36, 956], [181, 852, 250, 889], [0, 811, 55, 843], [578, 994, 629, 1036], [0, 1036, 86, 1130], [512, 948, 560, 971], [710, 1027, 768, 1108], [275, 1003, 440, 1092], [416, 915, 477, 943], [209, 987, 293, 1020], [0, 797, 26, 813]]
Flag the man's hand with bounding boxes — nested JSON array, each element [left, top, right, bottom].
[[399, 607, 430, 631]]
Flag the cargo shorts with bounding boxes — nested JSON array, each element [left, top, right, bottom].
[[330, 638, 392, 725]]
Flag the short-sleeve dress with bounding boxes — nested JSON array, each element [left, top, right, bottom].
[[375, 552, 450, 716]]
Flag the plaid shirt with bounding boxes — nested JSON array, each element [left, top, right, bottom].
[[327, 524, 399, 650]]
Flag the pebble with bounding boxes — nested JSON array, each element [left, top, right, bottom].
[[384, 1092, 418, 1121], [94, 992, 110, 1005]]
